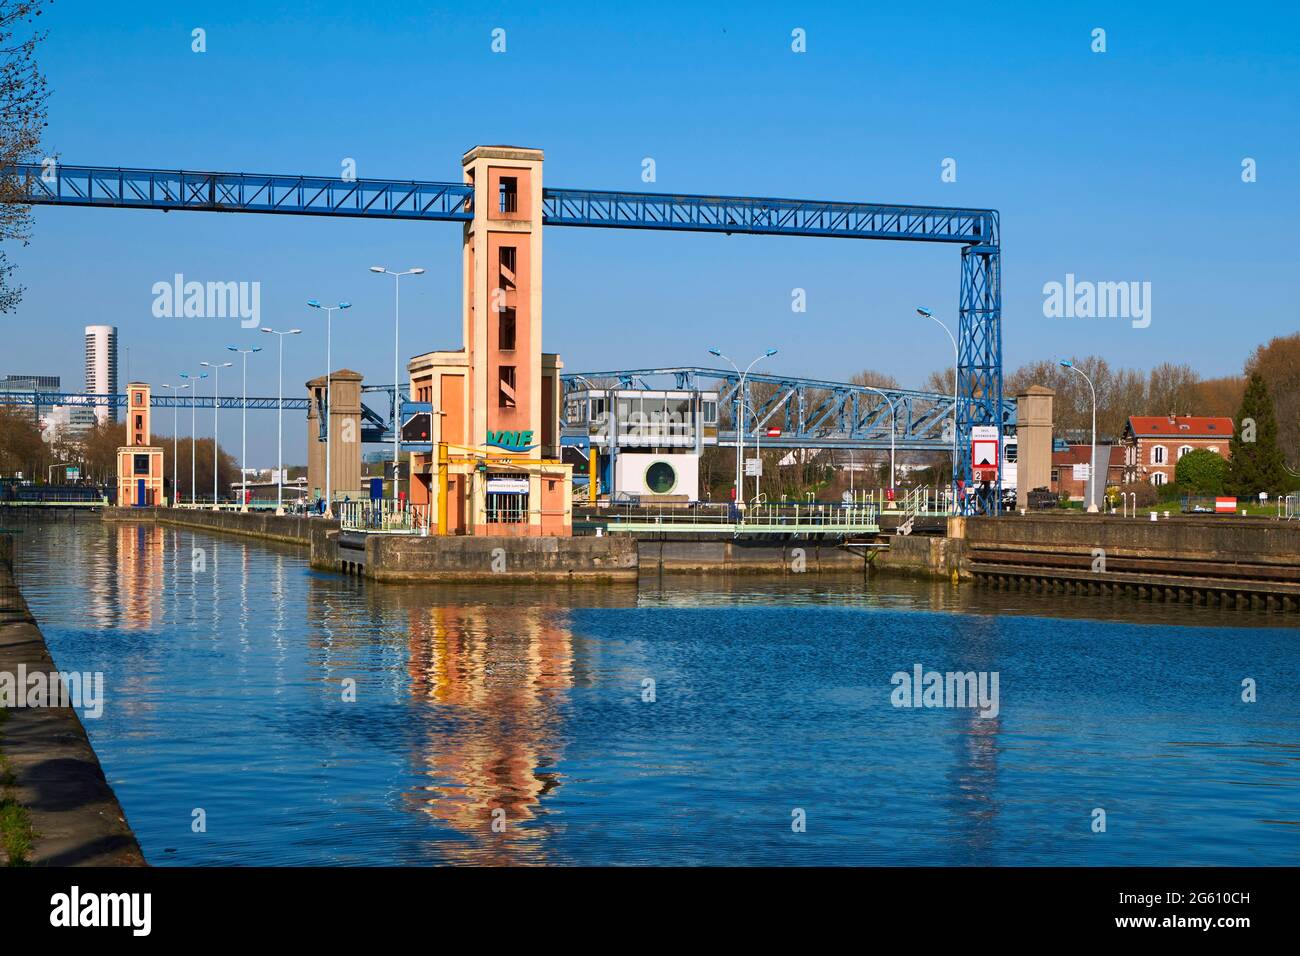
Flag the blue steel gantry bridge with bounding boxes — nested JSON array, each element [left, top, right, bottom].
[[3, 161, 1008, 511]]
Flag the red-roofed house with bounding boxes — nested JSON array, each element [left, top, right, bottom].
[[1121, 415, 1233, 486], [1051, 445, 1127, 501]]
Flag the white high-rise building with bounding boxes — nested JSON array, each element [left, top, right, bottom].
[[84, 325, 118, 424]]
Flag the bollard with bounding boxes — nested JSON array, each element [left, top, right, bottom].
[[1150, 511, 1158, 522]]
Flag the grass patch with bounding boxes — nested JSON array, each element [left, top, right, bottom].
[[0, 708, 36, 865]]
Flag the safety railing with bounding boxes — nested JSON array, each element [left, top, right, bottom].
[[337, 499, 430, 534], [595, 500, 881, 534]]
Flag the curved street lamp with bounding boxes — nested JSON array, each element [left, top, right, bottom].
[[159, 382, 191, 505], [709, 347, 777, 506], [178, 371, 207, 504], [200, 360, 233, 508], [370, 266, 425, 504], [227, 345, 263, 511], [307, 300, 351, 517], [1061, 359, 1100, 513], [261, 328, 302, 514], [917, 307, 959, 512]]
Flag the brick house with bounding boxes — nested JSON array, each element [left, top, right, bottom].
[[1051, 444, 1126, 501], [1120, 416, 1233, 487]]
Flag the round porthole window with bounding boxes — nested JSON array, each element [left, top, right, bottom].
[[645, 461, 677, 494]]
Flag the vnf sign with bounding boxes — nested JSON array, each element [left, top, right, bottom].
[[486, 430, 535, 451]]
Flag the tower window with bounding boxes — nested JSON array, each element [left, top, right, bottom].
[[498, 366, 517, 408], [498, 177, 518, 213], [499, 308, 516, 351]]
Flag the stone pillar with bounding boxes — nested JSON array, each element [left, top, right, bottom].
[[1016, 385, 1055, 512], [306, 369, 364, 504]]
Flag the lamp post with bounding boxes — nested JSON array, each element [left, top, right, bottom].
[[200, 361, 233, 508], [708, 347, 777, 507], [861, 385, 897, 495], [227, 346, 263, 511], [370, 266, 424, 504], [1061, 360, 1099, 513], [159, 382, 191, 506], [178, 371, 207, 504], [307, 300, 351, 517], [261, 327, 302, 515], [917, 307, 959, 513]]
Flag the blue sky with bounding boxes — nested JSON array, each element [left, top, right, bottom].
[[6, 1, 1298, 464]]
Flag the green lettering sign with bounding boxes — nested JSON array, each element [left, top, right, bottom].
[[486, 430, 536, 450]]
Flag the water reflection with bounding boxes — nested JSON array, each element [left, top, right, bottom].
[[8, 515, 1299, 866], [403, 605, 575, 864]]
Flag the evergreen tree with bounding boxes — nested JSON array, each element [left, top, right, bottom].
[[1228, 372, 1290, 496]]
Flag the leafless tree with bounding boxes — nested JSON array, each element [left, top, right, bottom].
[[0, 0, 51, 313]]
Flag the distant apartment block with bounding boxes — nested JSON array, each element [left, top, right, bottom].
[[85, 324, 119, 423]]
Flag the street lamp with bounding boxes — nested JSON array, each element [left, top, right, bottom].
[[261, 327, 302, 515], [370, 266, 424, 504], [227, 346, 263, 511], [200, 361, 233, 508], [307, 299, 351, 517], [860, 385, 897, 496], [178, 371, 207, 504], [709, 347, 777, 506], [159, 382, 191, 505], [1061, 360, 1100, 513], [917, 307, 959, 512]]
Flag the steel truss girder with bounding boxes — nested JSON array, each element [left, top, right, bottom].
[[542, 188, 995, 243], [562, 367, 1015, 452], [11, 165, 996, 243], [0, 391, 310, 410], [9, 164, 474, 221]]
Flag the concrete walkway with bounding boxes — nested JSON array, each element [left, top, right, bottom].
[[0, 537, 145, 866]]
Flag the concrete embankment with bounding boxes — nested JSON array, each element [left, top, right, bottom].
[[101, 505, 331, 547], [319, 530, 639, 583], [965, 513, 1300, 609], [101, 507, 638, 583], [0, 533, 145, 866]]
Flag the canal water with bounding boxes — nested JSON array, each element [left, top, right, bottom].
[[9, 516, 1300, 866]]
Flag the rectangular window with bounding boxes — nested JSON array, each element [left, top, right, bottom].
[[499, 308, 516, 350], [498, 366, 517, 408], [498, 177, 518, 213], [485, 491, 527, 523], [702, 400, 718, 425], [135, 414, 143, 431], [498, 245, 517, 290], [134, 454, 151, 476]]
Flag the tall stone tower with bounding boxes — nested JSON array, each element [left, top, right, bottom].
[[116, 383, 165, 506], [405, 146, 570, 535]]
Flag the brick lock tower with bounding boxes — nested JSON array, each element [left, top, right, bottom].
[[116, 383, 165, 506], [406, 146, 571, 535]]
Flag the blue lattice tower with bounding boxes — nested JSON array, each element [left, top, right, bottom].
[[958, 222, 1004, 515]]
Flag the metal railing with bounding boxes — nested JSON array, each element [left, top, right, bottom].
[[337, 499, 430, 534], [596, 501, 880, 535]]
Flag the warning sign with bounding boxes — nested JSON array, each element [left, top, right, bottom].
[[971, 425, 998, 479], [972, 429, 998, 481]]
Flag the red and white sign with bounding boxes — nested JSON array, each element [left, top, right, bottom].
[[1215, 497, 1237, 513], [971, 426, 998, 478], [766, 426, 782, 438]]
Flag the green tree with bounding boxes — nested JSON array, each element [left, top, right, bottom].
[[1174, 449, 1228, 495], [1228, 372, 1290, 495]]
